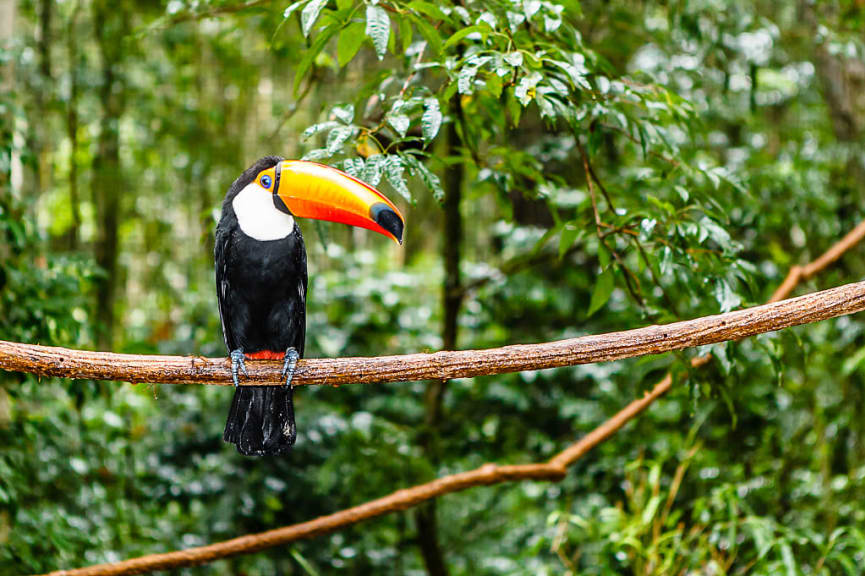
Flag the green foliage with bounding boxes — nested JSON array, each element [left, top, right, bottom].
[[3, 0, 865, 574]]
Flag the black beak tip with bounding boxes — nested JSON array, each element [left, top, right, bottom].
[[371, 202, 404, 245]]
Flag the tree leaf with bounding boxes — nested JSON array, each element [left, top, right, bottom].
[[559, 223, 580, 258], [301, 0, 328, 37], [363, 154, 386, 185], [407, 0, 446, 20], [485, 73, 503, 98], [443, 24, 487, 50], [365, 5, 390, 60], [331, 103, 354, 124], [587, 268, 614, 317], [387, 101, 410, 138], [409, 14, 442, 55], [457, 55, 491, 95], [515, 71, 543, 106], [342, 157, 365, 178], [283, 0, 307, 20], [384, 156, 412, 202], [302, 120, 338, 140], [326, 125, 355, 155], [402, 153, 442, 201], [504, 51, 523, 67], [337, 22, 366, 67], [421, 98, 442, 141]]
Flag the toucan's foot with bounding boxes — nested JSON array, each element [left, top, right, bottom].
[[230, 348, 249, 388], [281, 347, 299, 388]]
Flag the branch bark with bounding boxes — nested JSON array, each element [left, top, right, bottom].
[[3, 281, 865, 388], [35, 220, 865, 576]]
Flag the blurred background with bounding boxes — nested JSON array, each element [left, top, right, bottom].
[[2, 0, 865, 573]]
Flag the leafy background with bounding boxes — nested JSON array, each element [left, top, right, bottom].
[[2, 0, 865, 573]]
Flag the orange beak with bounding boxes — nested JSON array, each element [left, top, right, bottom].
[[274, 160, 404, 244]]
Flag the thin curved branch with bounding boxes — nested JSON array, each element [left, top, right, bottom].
[[36, 220, 865, 576], [3, 281, 865, 388], [38, 380, 672, 576]]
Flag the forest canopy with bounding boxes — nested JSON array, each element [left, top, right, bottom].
[[2, 0, 865, 574]]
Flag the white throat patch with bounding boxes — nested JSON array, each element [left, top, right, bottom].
[[232, 182, 295, 241]]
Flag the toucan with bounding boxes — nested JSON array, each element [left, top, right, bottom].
[[215, 156, 404, 456]]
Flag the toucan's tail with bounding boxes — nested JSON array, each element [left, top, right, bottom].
[[223, 386, 296, 456]]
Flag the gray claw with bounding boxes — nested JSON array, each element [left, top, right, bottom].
[[281, 347, 299, 388], [230, 349, 248, 387]]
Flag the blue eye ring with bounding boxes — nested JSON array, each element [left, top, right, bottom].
[[261, 174, 273, 189]]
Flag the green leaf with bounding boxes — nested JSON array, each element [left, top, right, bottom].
[[503, 51, 523, 67], [363, 154, 386, 185], [443, 24, 487, 50], [410, 14, 442, 55], [457, 56, 490, 94], [515, 71, 543, 106], [506, 87, 522, 127], [699, 216, 732, 250], [399, 15, 413, 52], [331, 103, 354, 124], [302, 120, 338, 140], [588, 268, 614, 317], [714, 279, 741, 313], [342, 157, 365, 177], [365, 5, 390, 60], [408, 0, 447, 20], [301, 0, 328, 37], [387, 100, 410, 137], [283, 0, 308, 20], [290, 549, 321, 576], [421, 98, 442, 141], [597, 245, 610, 269], [559, 223, 580, 258], [402, 154, 442, 201], [384, 156, 412, 202], [485, 73, 503, 98], [326, 125, 355, 155], [337, 22, 365, 66]]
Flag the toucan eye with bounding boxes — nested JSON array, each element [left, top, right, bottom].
[[261, 174, 273, 189]]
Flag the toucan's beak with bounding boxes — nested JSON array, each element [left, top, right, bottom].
[[275, 160, 404, 244]]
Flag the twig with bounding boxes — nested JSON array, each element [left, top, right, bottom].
[[35, 220, 865, 576], [268, 78, 314, 141], [579, 139, 645, 306]]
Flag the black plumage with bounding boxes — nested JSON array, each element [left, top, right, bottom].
[[215, 156, 306, 456]]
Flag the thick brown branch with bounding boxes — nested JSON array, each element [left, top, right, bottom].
[[3, 281, 865, 388]]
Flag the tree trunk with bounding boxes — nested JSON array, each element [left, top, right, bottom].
[[66, 0, 82, 250], [415, 95, 464, 576], [92, 0, 129, 349]]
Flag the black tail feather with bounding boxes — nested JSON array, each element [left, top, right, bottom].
[[223, 386, 296, 456]]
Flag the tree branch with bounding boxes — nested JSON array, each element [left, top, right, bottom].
[[35, 220, 865, 576], [3, 281, 865, 388]]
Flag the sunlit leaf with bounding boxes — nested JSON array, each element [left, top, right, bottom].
[[301, 0, 328, 37], [384, 156, 412, 202], [421, 98, 442, 141], [365, 5, 390, 60]]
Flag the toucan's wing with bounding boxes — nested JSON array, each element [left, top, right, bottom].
[[298, 251, 307, 357], [214, 223, 236, 352]]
